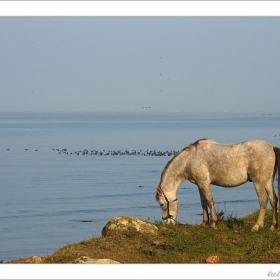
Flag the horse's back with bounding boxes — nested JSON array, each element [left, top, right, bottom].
[[189, 139, 275, 187], [198, 139, 274, 160]]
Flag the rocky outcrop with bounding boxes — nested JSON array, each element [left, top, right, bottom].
[[101, 216, 158, 237], [75, 256, 120, 264], [31, 256, 43, 263], [7, 255, 44, 264]]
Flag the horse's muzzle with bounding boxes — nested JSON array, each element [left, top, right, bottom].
[[162, 215, 177, 224]]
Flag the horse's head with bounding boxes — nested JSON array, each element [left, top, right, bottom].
[[155, 187, 179, 224]]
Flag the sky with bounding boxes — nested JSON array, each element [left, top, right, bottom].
[[1, 2, 280, 113]]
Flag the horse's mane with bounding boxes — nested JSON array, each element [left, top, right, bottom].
[[155, 192, 159, 202], [182, 138, 209, 152], [164, 138, 209, 169]]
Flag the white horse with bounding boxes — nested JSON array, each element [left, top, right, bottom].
[[156, 139, 280, 231]]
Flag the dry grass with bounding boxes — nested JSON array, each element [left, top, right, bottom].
[[7, 210, 280, 264]]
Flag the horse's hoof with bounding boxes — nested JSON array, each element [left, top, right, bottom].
[[201, 222, 208, 226], [270, 225, 276, 231], [210, 224, 218, 230], [251, 225, 259, 232]]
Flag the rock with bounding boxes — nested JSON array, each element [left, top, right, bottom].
[[101, 216, 158, 237], [31, 256, 42, 263], [75, 256, 119, 264], [28, 256, 43, 263], [205, 255, 219, 264]]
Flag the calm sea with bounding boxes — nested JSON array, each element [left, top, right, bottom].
[[1, 111, 280, 262]]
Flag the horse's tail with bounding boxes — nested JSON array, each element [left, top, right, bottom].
[[273, 147, 280, 208]]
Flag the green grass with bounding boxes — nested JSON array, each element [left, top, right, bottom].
[[7, 210, 280, 264]]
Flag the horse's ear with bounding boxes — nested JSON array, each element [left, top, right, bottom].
[[156, 187, 164, 196]]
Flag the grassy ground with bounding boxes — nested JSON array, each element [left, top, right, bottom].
[[6, 210, 280, 264]]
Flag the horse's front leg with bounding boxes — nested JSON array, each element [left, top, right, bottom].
[[198, 188, 209, 226], [198, 183, 218, 229]]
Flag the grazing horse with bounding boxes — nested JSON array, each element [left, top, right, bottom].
[[156, 139, 280, 231]]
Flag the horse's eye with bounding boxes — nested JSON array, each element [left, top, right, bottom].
[[160, 203, 164, 207]]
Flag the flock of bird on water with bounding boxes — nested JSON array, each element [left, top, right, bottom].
[[54, 148, 180, 157], [6, 147, 180, 157]]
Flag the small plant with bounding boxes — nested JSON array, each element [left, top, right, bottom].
[[217, 210, 225, 221], [138, 246, 157, 257], [124, 232, 131, 237], [225, 214, 244, 229], [154, 220, 164, 226], [216, 201, 226, 220]]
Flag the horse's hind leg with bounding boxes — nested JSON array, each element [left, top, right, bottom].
[[198, 188, 209, 226], [252, 182, 268, 232], [265, 182, 278, 230]]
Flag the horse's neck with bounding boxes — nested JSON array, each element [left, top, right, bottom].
[[160, 151, 187, 195]]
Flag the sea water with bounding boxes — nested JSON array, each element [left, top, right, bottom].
[[0, 111, 280, 262]]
